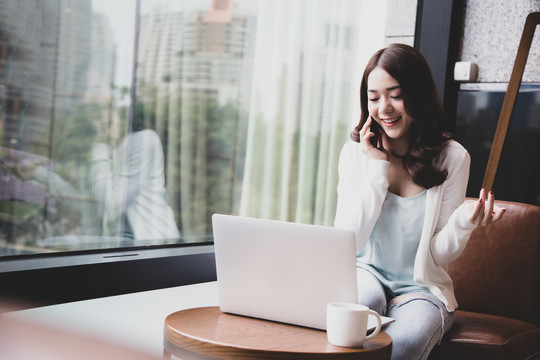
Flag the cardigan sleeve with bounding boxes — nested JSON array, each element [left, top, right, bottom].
[[334, 141, 390, 252], [430, 141, 477, 266]]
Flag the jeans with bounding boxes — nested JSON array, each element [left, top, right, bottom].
[[357, 268, 454, 360]]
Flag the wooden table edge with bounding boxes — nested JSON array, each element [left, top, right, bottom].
[[163, 306, 392, 360]]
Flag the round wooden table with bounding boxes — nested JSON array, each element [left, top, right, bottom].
[[163, 306, 392, 360]]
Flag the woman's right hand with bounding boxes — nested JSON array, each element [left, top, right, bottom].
[[360, 117, 388, 161]]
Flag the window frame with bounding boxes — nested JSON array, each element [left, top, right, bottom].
[[0, 245, 216, 308], [414, 0, 464, 130]]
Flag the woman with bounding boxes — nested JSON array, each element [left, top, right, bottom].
[[334, 43, 506, 360]]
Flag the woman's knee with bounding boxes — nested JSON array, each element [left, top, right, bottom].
[[385, 295, 454, 360]]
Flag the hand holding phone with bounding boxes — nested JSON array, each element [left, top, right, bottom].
[[369, 116, 382, 148], [360, 116, 388, 161]]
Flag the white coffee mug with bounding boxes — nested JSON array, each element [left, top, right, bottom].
[[326, 302, 382, 348]]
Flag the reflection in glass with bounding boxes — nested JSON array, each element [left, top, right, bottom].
[[0, 0, 387, 256], [90, 127, 180, 243]]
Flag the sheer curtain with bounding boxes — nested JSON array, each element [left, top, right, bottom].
[[137, 0, 256, 241], [239, 0, 387, 225], [136, 0, 387, 242]]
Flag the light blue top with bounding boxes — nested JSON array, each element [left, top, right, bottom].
[[357, 190, 429, 297]]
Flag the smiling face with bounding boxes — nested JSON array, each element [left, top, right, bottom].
[[367, 67, 414, 150]]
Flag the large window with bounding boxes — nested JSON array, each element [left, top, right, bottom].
[[0, 0, 388, 258]]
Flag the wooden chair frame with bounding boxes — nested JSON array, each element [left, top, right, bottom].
[[482, 12, 540, 192]]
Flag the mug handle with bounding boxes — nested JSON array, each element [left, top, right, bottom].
[[364, 310, 382, 340]]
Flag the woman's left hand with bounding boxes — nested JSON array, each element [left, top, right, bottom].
[[465, 188, 506, 226]]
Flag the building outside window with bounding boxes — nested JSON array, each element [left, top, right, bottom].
[[0, 0, 389, 257]]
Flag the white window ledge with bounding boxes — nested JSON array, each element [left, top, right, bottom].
[[3, 281, 219, 357]]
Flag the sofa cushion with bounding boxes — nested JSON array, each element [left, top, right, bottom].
[[428, 310, 540, 360], [448, 200, 540, 326]]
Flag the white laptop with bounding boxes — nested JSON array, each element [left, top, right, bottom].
[[212, 214, 359, 330]]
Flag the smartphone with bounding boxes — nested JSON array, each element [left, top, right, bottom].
[[369, 116, 382, 148]]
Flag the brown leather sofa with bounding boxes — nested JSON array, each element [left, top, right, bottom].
[[428, 200, 540, 360]]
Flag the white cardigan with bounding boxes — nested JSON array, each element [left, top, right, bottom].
[[334, 139, 477, 311]]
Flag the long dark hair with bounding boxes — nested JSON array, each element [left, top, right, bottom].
[[351, 43, 450, 189]]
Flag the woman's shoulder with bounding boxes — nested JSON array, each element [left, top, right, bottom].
[[438, 139, 470, 167], [339, 140, 368, 163], [442, 139, 469, 156], [340, 140, 357, 155]]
